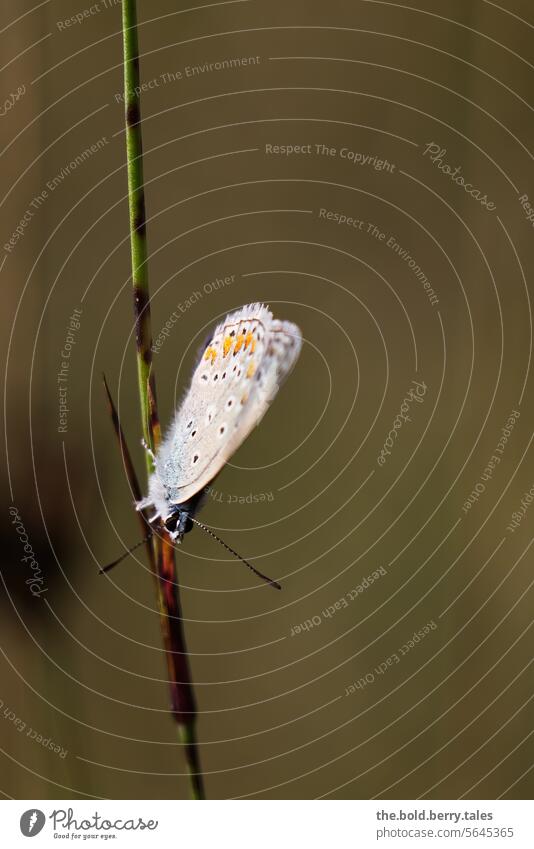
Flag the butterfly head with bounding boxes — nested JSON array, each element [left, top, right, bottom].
[[159, 486, 208, 542], [163, 506, 193, 543]]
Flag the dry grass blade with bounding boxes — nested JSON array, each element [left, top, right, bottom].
[[102, 372, 153, 567]]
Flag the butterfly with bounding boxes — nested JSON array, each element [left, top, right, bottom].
[[134, 303, 302, 587]]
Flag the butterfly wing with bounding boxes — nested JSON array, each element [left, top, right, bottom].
[[156, 304, 301, 506]]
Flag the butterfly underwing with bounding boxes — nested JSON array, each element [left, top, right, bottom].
[[136, 303, 302, 542]]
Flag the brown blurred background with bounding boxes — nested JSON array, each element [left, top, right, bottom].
[[1, 0, 533, 799]]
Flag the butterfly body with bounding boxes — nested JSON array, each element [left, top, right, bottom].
[[137, 303, 302, 542]]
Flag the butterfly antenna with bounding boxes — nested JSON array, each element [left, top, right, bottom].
[[99, 534, 153, 574], [188, 516, 281, 590]]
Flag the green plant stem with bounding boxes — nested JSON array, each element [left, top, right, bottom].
[[121, 0, 205, 800], [122, 0, 154, 462]]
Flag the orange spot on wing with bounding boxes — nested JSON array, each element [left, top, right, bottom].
[[246, 362, 256, 378], [244, 331, 254, 349], [234, 336, 244, 353], [204, 346, 217, 364], [223, 336, 232, 357]]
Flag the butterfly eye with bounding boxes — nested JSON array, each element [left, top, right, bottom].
[[164, 513, 179, 532]]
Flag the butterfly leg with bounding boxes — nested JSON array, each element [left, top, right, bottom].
[[141, 438, 156, 463]]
